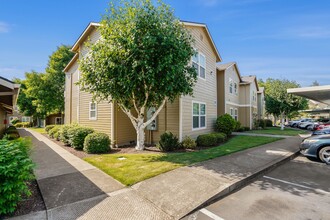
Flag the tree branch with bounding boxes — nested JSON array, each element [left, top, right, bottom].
[[117, 103, 138, 129], [132, 92, 140, 115], [143, 98, 167, 128]]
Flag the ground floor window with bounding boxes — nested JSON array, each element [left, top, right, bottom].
[[234, 108, 238, 121], [22, 116, 31, 122], [89, 102, 97, 120], [193, 102, 206, 129], [55, 117, 62, 125]]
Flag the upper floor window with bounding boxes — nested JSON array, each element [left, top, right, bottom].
[[229, 78, 233, 94], [192, 50, 206, 79], [193, 102, 206, 129], [234, 83, 238, 95], [89, 102, 97, 120]]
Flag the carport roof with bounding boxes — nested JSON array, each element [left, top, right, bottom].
[[287, 85, 330, 105]]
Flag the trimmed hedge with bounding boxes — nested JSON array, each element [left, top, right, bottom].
[[58, 124, 78, 145], [196, 132, 227, 147], [68, 126, 94, 149], [48, 126, 61, 139], [14, 122, 32, 128], [0, 138, 34, 215], [265, 119, 273, 127], [157, 132, 179, 152], [45, 125, 55, 133], [83, 133, 111, 154], [181, 136, 197, 149], [215, 114, 236, 136], [3, 126, 20, 140]]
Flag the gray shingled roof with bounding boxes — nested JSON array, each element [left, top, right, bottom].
[[216, 62, 236, 71]]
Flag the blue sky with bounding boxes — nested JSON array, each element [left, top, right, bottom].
[[1, 0, 330, 86]]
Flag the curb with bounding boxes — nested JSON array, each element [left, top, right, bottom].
[[182, 150, 300, 219]]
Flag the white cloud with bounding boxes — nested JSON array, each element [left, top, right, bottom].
[[0, 22, 10, 33]]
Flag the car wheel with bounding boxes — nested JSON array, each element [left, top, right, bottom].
[[319, 146, 330, 165], [307, 125, 313, 131]]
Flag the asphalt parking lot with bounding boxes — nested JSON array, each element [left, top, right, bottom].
[[184, 156, 330, 220]]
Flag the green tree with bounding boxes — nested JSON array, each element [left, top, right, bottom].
[[45, 45, 74, 114], [79, 0, 197, 150], [260, 78, 308, 129], [13, 78, 37, 117]]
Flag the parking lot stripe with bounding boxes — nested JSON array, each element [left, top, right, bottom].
[[263, 176, 330, 195], [200, 208, 225, 220]]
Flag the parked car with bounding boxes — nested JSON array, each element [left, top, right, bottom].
[[312, 128, 330, 136], [289, 118, 312, 128], [298, 120, 318, 130], [300, 135, 330, 164]]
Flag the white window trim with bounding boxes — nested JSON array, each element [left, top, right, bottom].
[[89, 102, 97, 120], [192, 101, 207, 131], [192, 50, 207, 80], [234, 108, 238, 121], [234, 82, 238, 95], [230, 108, 234, 118], [229, 78, 233, 94]]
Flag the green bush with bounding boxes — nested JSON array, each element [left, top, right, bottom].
[[236, 127, 245, 132], [83, 133, 111, 154], [3, 126, 20, 140], [196, 133, 218, 147], [234, 121, 241, 132], [157, 132, 179, 152], [0, 138, 34, 215], [48, 126, 61, 139], [265, 119, 273, 127], [14, 122, 32, 128], [181, 136, 197, 149], [211, 132, 227, 143], [256, 119, 266, 129], [13, 122, 22, 128], [45, 125, 55, 134], [68, 126, 94, 149], [59, 124, 78, 145], [243, 126, 250, 131], [215, 114, 236, 136]]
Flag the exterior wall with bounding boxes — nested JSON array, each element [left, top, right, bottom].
[[145, 99, 180, 144], [216, 70, 225, 116], [113, 104, 136, 145], [239, 84, 250, 105], [46, 114, 63, 125], [224, 66, 240, 107], [0, 108, 6, 135], [71, 63, 79, 123], [257, 93, 265, 119], [181, 26, 218, 140], [239, 107, 250, 128]]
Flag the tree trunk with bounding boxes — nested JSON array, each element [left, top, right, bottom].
[[281, 113, 285, 130], [135, 117, 145, 150], [273, 115, 277, 126]]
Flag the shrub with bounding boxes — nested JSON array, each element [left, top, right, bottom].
[[45, 125, 55, 134], [236, 127, 245, 132], [68, 126, 94, 149], [234, 121, 241, 132], [83, 133, 111, 154], [211, 132, 227, 143], [196, 133, 217, 147], [265, 119, 273, 127], [181, 136, 197, 149], [215, 114, 236, 136], [3, 126, 20, 140], [157, 132, 179, 152], [14, 122, 32, 128], [256, 119, 266, 129], [48, 126, 61, 139], [13, 122, 23, 128], [243, 126, 250, 131], [59, 124, 78, 145], [0, 138, 34, 215]]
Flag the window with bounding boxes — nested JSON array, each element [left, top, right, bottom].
[[89, 102, 97, 120], [193, 102, 206, 129], [55, 117, 62, 125], [192, 50, 206, 79], [22, 116, 31, 122], [234, 83, 238, 95], [234, 108, 238, 121], [229, 78, 233, 94], [230, 108, 234, 117]]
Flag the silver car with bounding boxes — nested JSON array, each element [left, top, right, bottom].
[[300, 135, 330, 165]]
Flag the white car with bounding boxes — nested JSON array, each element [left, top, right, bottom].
[[298, 121, 318, 130], [289, 118, 312, 127]]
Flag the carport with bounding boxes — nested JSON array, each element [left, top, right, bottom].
[[287, 85, 330, 105]]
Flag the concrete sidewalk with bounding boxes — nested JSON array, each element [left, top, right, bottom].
[[16, 129, 302, 220]]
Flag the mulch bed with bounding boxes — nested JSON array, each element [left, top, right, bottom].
[[43, 134, 213, 159], [1, 180, 46, 219]]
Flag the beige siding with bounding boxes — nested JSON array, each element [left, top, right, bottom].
[[145, 99, 180, 143], [224, 66, 240, 107], [71, 64, 79, 123], [78, 90, 112, 137], [239, 107, 250, 128], [239, 84, 250, 105], [181, 26, 218, 139], [114, 104, 136, 145], [217, 70, 225, 116], [64, 73, 71, 124]]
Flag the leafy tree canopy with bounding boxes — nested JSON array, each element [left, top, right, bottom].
[[79, 0, 197, 150]]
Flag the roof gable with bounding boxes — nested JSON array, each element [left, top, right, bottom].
[[216, 62, 242, 82]]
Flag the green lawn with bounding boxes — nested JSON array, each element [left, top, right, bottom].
[[84, 135, 281, 186], [28, 127, 46, 134], [246, 126, 307, 136]]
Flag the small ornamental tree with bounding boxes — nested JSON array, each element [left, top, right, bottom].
[[79, 0, 197, 150]]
